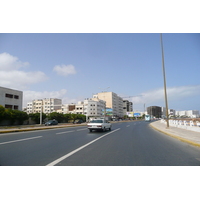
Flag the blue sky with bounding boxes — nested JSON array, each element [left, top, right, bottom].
[[0, 33, 200, 112]]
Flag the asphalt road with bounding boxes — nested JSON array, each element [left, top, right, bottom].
[[1, 121, 200, 166]]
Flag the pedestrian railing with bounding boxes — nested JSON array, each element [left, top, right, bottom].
[[160, 119, 200, 132]]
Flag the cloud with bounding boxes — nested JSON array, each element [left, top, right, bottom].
[[53, 64, 77, 76], [130, 85, 200, 108], [23, 89, 82, 107], [0, 52, 48, 90], [23, 89, 68, 106], [0, 52, 29, 70]]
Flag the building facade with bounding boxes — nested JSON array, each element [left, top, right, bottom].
[[26, 98, 62, 114], [147, 106, 162, 118], [0, 86, 23, 111], [175, 110, 199, 118], [94, 92, 124, 118], [59, 98, 105, 119], [123, 100, 133, 116]]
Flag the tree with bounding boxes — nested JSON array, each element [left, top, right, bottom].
[[29, 113, 46, 124], [0, 105, 5, 122], [70, 114, 77, 123], [15, 110, 29, 125], [48, 112, 64, 123], [64, 113, 71, 122]]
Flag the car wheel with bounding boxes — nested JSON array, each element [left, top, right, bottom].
[[102, 127, 106, 132], [109, 126, 111, 131]]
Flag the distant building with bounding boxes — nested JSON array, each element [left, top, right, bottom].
[[0, 86, 23, 111], [123, 100, 133, 116], [26, 98, 62, 114], [59, 104, 76, 114], [94, 92, 124, 118], [176, 110, 199, 118], [147, 106, 162, 118], [169, 109, 175, 117]]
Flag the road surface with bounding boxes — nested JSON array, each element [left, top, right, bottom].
[[1, 121, 200, 166]]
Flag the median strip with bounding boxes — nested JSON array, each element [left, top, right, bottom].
[[47, 128, 121, 166]]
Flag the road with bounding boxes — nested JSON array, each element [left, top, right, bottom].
[[0, 121, 200, 166]]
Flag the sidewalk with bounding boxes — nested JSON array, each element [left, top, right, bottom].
[[150, 120, 200, 147]]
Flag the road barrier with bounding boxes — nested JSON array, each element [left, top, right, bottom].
[[160, 119, 200, 133]]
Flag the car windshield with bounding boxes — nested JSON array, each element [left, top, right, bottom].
[[90, 120, 103, 123]]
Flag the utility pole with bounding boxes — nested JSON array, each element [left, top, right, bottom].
[[160, 33, 169, 128]]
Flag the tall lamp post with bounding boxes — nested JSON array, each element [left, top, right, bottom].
[[160, 33, 169, 128]]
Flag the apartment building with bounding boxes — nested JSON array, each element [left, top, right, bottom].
[[58, 98, 105, 119], [60, 104, 76, 114], [123, 100, 133, 116], [147, 106, 162, 118], [0, 86, 23, 111], [75, 98, 106, 117], [94, 92, 124, 118], [26, 98, 62, 114]]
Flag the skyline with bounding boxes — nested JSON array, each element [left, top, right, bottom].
[[0, 33, 200, 112]]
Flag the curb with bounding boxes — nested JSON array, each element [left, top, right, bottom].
[[0, 124, 87, 134], [149, 123, 200, 148]]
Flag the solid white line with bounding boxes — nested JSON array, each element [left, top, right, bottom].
[[46, 128, 121, 166], [56, 131, 74, 135], [0, 136, 42, 145]]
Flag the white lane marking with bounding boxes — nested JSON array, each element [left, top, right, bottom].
[[126, 125, 130, 127], [47, 128, 121, 166], [56, 131, 74, 135], [0, 136, 42, 145], [76, 128, 88, 131]]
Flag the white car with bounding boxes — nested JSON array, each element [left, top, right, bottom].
[[87, 119, 112, 132]]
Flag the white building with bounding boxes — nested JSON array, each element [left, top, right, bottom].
[[56, 98, 105, 120], [75, 98, 106, 118], [26, 98, 62, 114], [175, 110, 199, 118], [61, 104, 76, 114], [0, 86, 23, 111]]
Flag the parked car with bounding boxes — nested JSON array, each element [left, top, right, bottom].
[[87, 118, 111, 132], [45, 119, 58, 126], [73, 119, 83, 124]]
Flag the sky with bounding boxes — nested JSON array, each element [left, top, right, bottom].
[[1, 0, 200, 194], [0, 33, 200, 112]]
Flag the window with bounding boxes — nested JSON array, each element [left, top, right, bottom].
[[14, 105, 18, 110], [5, 93, 13, 98], [14, 95, 19, 99], [5, 104, 12, 109]]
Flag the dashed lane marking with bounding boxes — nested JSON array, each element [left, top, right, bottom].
[[76, 128, 88, 131], [0, 136, 42, 145], [46, 128, 121, 166], [56, 131, 74, 135]]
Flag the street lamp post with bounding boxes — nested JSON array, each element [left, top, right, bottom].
[[160, 33, 169, 128], [40, 105, 43, 125]]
